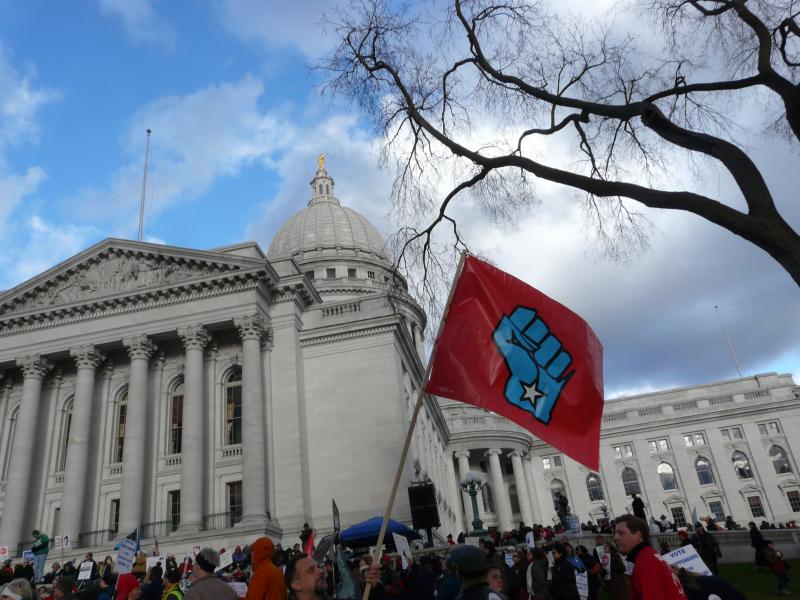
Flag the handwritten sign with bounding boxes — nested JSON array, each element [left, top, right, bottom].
[[392, 534, 412, 570], [228, 582, 248, 597], [596, 546, 610, 580], [115, 538, 138, 574], [576, 571, 589, 599], [216, 551, 233, 572], [661, 544, 712, 576]]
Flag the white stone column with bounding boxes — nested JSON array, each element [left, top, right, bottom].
[[61, 346, 105, 539], [235, 315, 268, 525], [510, 450, 534, 527], [119, 335, 157, 535], [455, 450, 472, 531], [486, 448, 514, 532], [177, 325, 209, 531], [523, 454, 543, 524], [445, 453, 465, 535], [0, 356, 52, 553]]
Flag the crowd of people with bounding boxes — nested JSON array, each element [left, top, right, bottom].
[[0, 513, 794, 600]]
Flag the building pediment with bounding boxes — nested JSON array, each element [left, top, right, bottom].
[[0, 239, 283, 336]]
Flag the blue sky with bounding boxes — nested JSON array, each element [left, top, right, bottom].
[[0, 0, 797, 396]]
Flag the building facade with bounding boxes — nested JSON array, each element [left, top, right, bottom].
[[0, 162, 797, 556]]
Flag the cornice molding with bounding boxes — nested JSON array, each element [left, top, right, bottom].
[[0, 271, 265, 338], [300, 324, 395, 347]]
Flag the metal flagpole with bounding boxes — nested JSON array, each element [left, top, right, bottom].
[[137, 128, 152, 241], [361, 251, 469, 600], [714, 305, 743, 377]]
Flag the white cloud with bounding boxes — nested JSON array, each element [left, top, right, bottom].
[[97, 0, 176, 48], [68, 75, 295, 236], [213, 0, 338, 58]]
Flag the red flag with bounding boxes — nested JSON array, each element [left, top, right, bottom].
[[425, 255, 603, 469]]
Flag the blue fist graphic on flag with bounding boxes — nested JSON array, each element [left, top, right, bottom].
[[492, 307, 574, 424]]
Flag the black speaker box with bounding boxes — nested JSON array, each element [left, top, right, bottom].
[[408, 482, 440, 529]]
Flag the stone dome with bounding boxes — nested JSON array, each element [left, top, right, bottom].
[[267, 162, 391, 264]]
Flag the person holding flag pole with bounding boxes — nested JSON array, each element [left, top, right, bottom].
[[361, 252, 605, 600]]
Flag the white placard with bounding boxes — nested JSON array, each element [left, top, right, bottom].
[[525, 531, 535, 548], [596, 546, 610, 581], [115, 539, 138, 574], [504, 551, 514, 568], [192, 545, 201, 557], [464, 536, 481, 547], [147, 557, 164, 572], [392, 534, 412, 570], [661, 545, 712, 576], [228, 582, 248, 597], [54, 537, 62, 550], [216, 551, 233, 572], [0, 547, 8, 560], [63, 534, 71, 549], [624, 560, 634, 576], [546, 552, 554, 581], [576, 571, 589, 599], [78, 561, 94, 581]]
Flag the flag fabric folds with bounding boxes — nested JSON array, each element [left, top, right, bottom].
[[424, 255, 604, 470]]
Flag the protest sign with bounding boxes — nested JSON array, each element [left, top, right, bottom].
[[625, 560, 634, 576], [146, 557, 164, 572], [504, 551, 514, 568], [547, 551, 554, 581], [217, 550, 233, 572], [566, 516, 582, 535], [228, 582, 248, 597], [78, 561, 94, 581], [22, 551, 34, 562], [115, 538, 138, 574], [0, 547, 8, 560], [661, 545, 712, 576], [596, 546, 610, 580], [63, 534, 71, 549], [465, 536, 480, 547], [576, 571, 589, 599], [392, 534, 412, 570], [192, 545, 201, 556]]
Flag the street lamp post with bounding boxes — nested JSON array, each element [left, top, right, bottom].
[[459, 471, 487, 536]]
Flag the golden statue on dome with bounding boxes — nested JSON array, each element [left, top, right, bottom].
[[317, 153, 326, 170]]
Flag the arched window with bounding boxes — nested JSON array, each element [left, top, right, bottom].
[[732, 451, 753, 479], [695, 457, 715, 485], [57, 398, 73, 472], [225, 368, 243, 446], [115, 390, 128, 463], [509, 484, 521, 514], [622, 467, 641, 495], [586, 473, 604, 501], [482, 484, 496, 513], [1, 407, 19, 481], [658, 463, 678, 491], [769, 445, 792, 474], [169, 379, 184, 454]]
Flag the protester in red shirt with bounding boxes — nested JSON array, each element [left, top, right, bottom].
[[613, 514, 687, 600]]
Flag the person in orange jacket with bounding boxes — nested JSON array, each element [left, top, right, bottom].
[[245, 537, 286, 600]]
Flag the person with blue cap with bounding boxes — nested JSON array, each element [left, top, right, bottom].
[[447, 545, 508, 600]]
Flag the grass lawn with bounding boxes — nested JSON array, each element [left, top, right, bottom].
[[716, 560, 798, 599]]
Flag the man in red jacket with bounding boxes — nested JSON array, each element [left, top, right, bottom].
[[613, 514, 687, 600]]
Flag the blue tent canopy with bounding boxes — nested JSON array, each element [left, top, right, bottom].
[[339, 517, 422, 548]]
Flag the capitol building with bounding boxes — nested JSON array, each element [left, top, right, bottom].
[[0, 163, 798, 556]]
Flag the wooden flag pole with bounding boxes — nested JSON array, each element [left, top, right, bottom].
[[361, 251, 468, 600]]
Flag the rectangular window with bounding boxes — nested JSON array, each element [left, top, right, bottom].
[[170, 393, 183, 454], [613, 446, 622, 459], [623, 444, 633, 458], [542, 458, 551, 470], [708, 501, 725, 522], [115, 404, 127, 463], [169, 490, 180, 532], [110, 499, 120, 534], [658, 439, 669, 452], [326, 268, 336, 279], [787, 490, 800, 513], [683, 435, 693, 447], [226, 385, 242, 445], [649, 441, 658, 453], [769, 422, 781, 434], [731, 426, 743, 439], [228, 481, 243, 526], [53, 507, 61, 537], [721, 428, 730, 440], [694, 433, 706, 446], [747, 496, 766, 518], [367, 270, 375, 279], [758, 424, 768, 435], [671, 507, 687, 528], [553, 455, 563, 468], [348, 268, 357, 278]]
